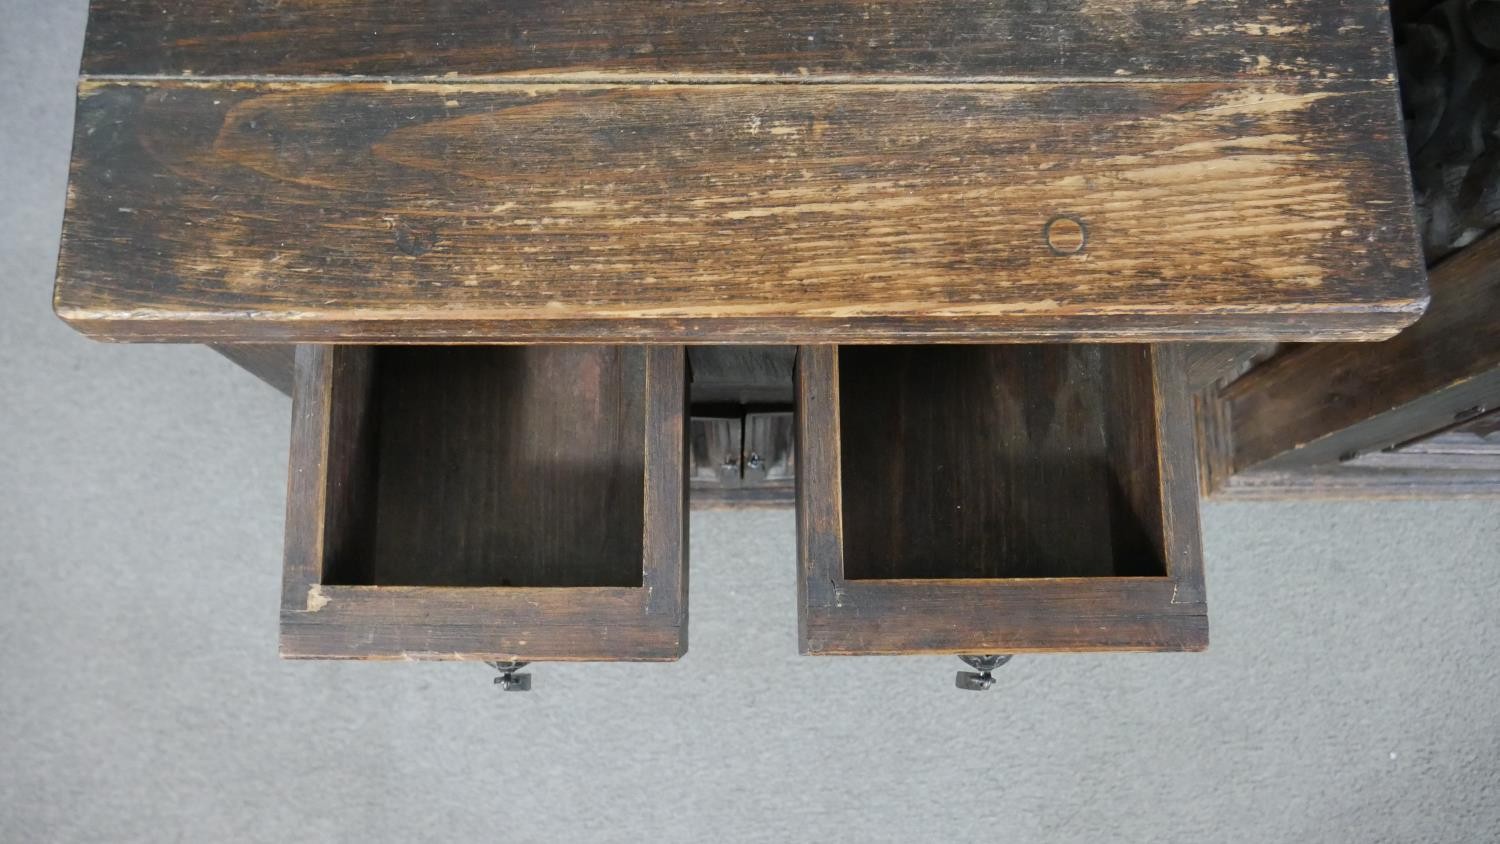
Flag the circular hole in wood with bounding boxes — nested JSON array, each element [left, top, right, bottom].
[[1044, 215, 1087, 255]]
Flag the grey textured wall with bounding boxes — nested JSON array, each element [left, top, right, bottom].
[[2, 4, 1498, 841]]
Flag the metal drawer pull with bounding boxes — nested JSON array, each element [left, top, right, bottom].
[[955, 654, 1012, 691], [489, 661, 532, 692]]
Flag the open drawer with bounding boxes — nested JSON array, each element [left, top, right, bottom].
[[796, 344, 1206, 654], [280, 345, 688, 661]]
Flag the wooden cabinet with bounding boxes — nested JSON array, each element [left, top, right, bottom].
[[50, 0, 1435, 678], [279, 345, 688, 661], [796, 345, 1206, 654]]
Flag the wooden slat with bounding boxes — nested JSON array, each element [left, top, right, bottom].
[[279, 345, 335, 614], [1223, 229, 1500, 472], [1150, 345, 1207, 605], [363, 347, 646, 587], [281, 586, 683, 661], [1203, 465, 1500, 499], [81, 0, 1397, 81], [1182, 342, 1280, 390], [837, 345, 1138, 579], [642, 346, 690, 623], [55, 79, 1424, 343], [802, 579, 1207, 655], [795, 346, 843, 647]]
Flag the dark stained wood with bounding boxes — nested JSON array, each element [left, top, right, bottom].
[[643, 346, 690, 625], [55, 79, 1425, 343], [1199, 463, 1500, 499], [363, 347, 645, 587], [801, 580, 1209, 654], [1223, 228, 1500, 472], [280, 344, 688, 661], [688, 347, 795, 405], [795, 346, 843, 648], [1202, 409, 1500, 499], [837, 345, 1160, 579], [280, 344, 336, 617], [320, 347, 382, 586], [81, 0, 1397, 81], [797, 344, 1206, 654], [1193, 381, 1238, 498], [210, 344, 295, 397], [1148, 345, 1207, 606], [280, 587, 686, 662]]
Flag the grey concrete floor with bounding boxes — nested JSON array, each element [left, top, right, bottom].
[[3, 4, 1499, 842]]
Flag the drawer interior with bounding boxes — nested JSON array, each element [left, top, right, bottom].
[[836, 345, 1166, 581], [320, 345, 647, 588], [796, 343, 1205, 654]]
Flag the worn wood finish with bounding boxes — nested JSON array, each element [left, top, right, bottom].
[[1222, 229, 1500, 473], [838, 345, 1159, 579], [368, 347, 644, 587], [801, 580, 1208, 654], [1183, 342, 1280, 391], [280, 344, 688, 660], [1200, 463, 1500, 499], [1203, 408, 1500, 499], [55, 79, 1424, 343], [797, 344, 1206, 654], [82, 0, 1397, 81], [210, 344, 295, 397]]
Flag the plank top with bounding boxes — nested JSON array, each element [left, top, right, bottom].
[[55, 0, 1426, 343], [82, 0, 1396, 81]]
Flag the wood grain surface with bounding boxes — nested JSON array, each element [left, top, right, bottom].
[[56, 77, 1424, 342], [363, 346, 646, 587], [837, 345, 1162, 579], [1223, 228, 1500, 471], [280, 344, 689, 661], [81, 0, 1398, 81], [796, 344, 1206, 654]]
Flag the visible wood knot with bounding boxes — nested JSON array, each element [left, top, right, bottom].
[[392, 220, 440, 257], [1044, 214, 1087, 255]]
